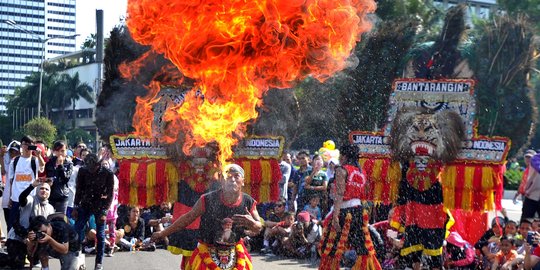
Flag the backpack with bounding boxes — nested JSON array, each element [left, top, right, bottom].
[[10, 156, 38, 185]]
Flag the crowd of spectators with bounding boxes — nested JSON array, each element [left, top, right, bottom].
[[2, 136, 540, 270]]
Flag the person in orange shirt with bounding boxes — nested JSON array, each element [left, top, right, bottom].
[[492, 236, 518, 270]]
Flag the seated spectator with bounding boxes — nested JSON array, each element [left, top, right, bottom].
[[281, 211, 321, 259], [524, 239, 540, 270], [142, 201, 173, 247], [476, 216, 505, 268], [516, 219, 533, 254], [27, 215, 81, 270], [117, 206, 154, 251], [505, 220, 518, 237], [260, 198, 287, 253], [492, 236, 518, 270], [373, 208, 402, 269], [303, 195, 322, 221], [266, 211, 295, 254], [445, 231, 476, 270]]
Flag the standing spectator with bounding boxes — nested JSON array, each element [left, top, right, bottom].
[[283, 152, 297, 211], [99, 144, 117, 174], [303, 195, 322, 221], [2, 140, 19, 231], [514, 150, 537, 204], [291, 151, 312, 212], [522, 152, 540, 221], [279, 152, 292, 203], [66, 148, 89, 219], [72, 153, 114, 270], [103, 159, 120, 255], [72, 143, 87, 167], [46, 141, 74, 214], [303, 154, 328, 214], [8, 135, 45, 233]]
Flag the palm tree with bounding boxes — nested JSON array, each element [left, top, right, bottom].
[[59, 72, 94, 129]]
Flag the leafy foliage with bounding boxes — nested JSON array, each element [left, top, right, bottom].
[[22, 117, 57, 146], [471, 15, 536, 157], [65, 128, 93, 147], [58, 72, 94, 129]]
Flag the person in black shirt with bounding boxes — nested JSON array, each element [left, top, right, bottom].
[[27, 215, 80, 270], [45, 141, 73, 214], [152, 164, 262, 269], [117, 206, 146, 250]]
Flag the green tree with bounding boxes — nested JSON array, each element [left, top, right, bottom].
[[58, 72, 94, 129], [472, 15, 536, 157], [6, 69, 62, 119], [65, 128, 93, 146], [81, 33, 97, 49], [22, 117, 57, 146]]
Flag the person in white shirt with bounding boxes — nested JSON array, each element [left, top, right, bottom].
[[2, 141, 19, 231], [7, 136, 45, 233]]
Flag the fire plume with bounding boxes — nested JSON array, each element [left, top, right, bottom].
[[126, 0, 376, 165]]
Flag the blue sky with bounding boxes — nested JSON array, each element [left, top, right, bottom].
[[76, 0, 128, 47]]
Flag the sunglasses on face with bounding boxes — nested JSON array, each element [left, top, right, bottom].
[[275, 204, 284, 207]]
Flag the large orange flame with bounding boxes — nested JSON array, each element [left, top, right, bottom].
[[126, 0, 376, 165]]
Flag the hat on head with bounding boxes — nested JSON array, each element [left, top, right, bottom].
[[297, 211, 311, 223], [525, 149, 537, 158], [8, 140, 20, 152], [224, 163, 244, 178]]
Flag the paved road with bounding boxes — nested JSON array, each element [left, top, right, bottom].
[[46, 249, 318, 270]]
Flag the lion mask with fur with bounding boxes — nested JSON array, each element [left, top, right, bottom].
[[390, 107, 465, 163]]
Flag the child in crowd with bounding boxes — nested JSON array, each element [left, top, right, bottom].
[[475, 216, 505, 268], [267, 212, 295, 254], [281, 211, 321, 259], [491, 236, 518, 270], [516, 219, 533, 254], [445, 231, 477, 270], [505, 220, 518, 238], [303, 195, 322, 221]]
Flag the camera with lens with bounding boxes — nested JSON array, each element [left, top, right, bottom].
[[35, 231, 46, 241]]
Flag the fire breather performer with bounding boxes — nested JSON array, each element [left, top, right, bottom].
[[318, 144, 382, 270], [152, 164, 262, 270], [389, 107, 465, 270]]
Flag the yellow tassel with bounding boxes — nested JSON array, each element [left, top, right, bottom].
[[260, 160, 271, 202], [462, 166, 475, 211], [242, 161, 252, 195], [389, 161, 401, 202], [165, 162, 178, 202], [482, 167, 494, 191], [129, 162, 139, 206], [372, 160, 383, 202], [442, 166, 457, 210], [146, 162, 156, 207]]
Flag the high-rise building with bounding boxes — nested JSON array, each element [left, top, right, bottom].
[[0, 0, 76, 114]]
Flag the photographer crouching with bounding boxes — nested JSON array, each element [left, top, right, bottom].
[[26, 215, 81, 270]]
